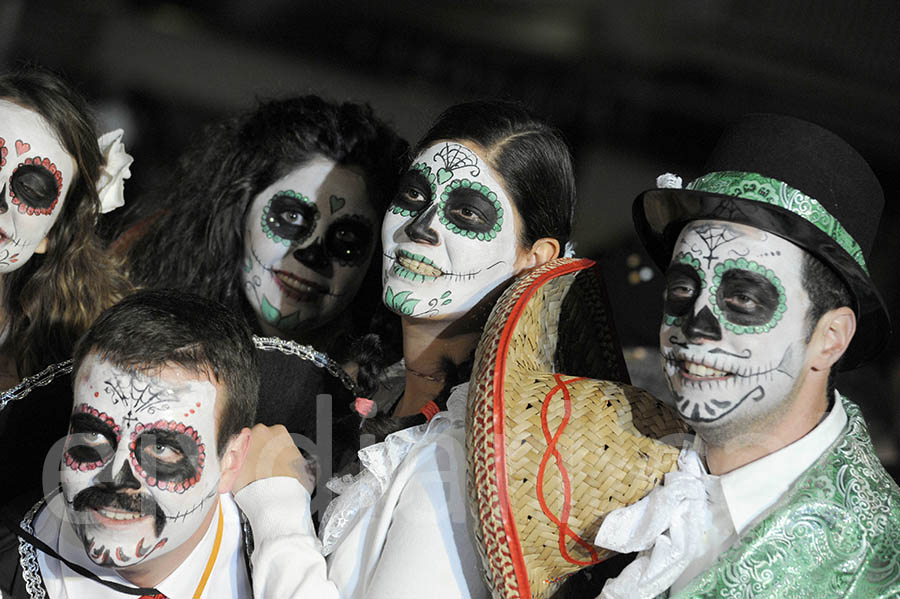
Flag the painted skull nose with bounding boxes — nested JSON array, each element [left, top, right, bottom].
[[682, 305, 722, 341], [0, 183, 7, 215], [293, 237, 332, 276], [404, 204, 440, 246], [97, 460, 142, 490]]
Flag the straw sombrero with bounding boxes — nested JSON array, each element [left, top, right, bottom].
[[467, 258, 687, 599]]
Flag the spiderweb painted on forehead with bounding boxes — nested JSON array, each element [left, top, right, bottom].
[[0, 336, 360, 414], [433, 142, 481, 178]]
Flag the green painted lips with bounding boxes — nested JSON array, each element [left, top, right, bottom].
[[392, 249, 442, 282]]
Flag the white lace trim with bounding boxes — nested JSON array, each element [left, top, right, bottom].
[[319, 382, 468, 555]]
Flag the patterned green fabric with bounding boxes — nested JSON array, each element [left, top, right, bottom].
[[669, 397, 900, 598], [686, 171, 869, 274]]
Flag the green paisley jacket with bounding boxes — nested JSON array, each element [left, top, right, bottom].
[[669, 397, 900, 598]]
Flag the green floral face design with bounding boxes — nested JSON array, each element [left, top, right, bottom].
[[660, 220, 813, 429], [381, 141, 521, 320]]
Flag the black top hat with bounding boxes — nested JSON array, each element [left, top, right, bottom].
[[633, 113, 889, 369]]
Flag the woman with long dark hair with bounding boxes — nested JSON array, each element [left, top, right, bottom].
[[123, 96, 407, 357], [0, 67, 133, 384], [232, 99, 577, 598]]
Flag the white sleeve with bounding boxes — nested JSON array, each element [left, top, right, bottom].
[[364, 432, 488, 599], [234, 477, 342, 599]]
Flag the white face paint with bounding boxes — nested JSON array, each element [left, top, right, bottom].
[[242, 156, 375, 337], [60, 355, 222, 568], [381, 141, 521, 319], [659, 220, 813, 434], [0, 100, 75, 272]]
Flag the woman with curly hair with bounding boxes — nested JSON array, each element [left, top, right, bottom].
[[123, 96, 407, 355], [0, 67, 133, 384]]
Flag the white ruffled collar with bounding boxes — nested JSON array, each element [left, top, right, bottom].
[[319, 382, 468, 555]]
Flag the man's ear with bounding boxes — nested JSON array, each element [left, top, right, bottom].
[[514, 236, 560, 273], [34, 237, 49, 254], [217, 427, 252, 494], [809, 307, 856, 372]]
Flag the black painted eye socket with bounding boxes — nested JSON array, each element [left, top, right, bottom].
[[325, 216, 373, 266], [664, 263, 702, 317], [133, 429, 200, 483], [66, 413, 117, 465], [391, 171, 432, 213], [715, 270, 779, 326], [267, 193, 318, 243], [11, 164, 58, 210], [443, 187, 499, 234]]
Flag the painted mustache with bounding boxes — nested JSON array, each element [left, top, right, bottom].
[[73, 486, 167, 536]]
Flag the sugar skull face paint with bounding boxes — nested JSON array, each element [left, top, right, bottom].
[[660, 220, 813, 431], [242, 156, 375, 337], [381, 141, 522, 319], [60, 355, 221, 568], [0, 100, 75, 272]]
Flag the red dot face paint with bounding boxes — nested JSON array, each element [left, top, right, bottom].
[[0, 100, 76, 274], [61, 356, 222, 568]]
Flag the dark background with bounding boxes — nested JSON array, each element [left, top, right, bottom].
[[3, 0, 898, 471]]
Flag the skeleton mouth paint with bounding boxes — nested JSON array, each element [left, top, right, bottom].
[[660, 220, 812, 429], [393, 249, 443, 281], [272, 269, 331, 300]]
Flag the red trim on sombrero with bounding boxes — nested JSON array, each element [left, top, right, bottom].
[[536, 374, 598, 566], [491, 258, 595, 596]]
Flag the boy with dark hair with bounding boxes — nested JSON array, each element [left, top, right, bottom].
[[2, 290, 273, 598]]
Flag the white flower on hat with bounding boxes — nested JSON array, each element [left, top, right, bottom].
[[656, 173, 683, 189], [95, 129, 133, 214]]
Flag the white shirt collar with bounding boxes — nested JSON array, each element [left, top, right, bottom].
[[718, 393, 847, 534]]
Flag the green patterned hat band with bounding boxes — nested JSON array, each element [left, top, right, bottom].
[[684, 170, 869, 274]]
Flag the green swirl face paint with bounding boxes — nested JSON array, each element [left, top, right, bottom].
[[242, 157, 376, 339], [659, 220, 813, 431], [381, 141, 521, 320]]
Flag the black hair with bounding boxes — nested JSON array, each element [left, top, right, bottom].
[[72, 289, 260, 455], [123, 95, 408, 353], [800, 251, 853, 338], [356, 100, 576, 442], [0, 65, 133, 376], [800, 251, 853, 397]]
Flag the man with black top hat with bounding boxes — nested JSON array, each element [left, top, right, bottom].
[[596, 113, 900, 598]]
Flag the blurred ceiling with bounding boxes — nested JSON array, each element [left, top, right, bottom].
[[7, 0, 898, 166], [3, 0, 900, 353]]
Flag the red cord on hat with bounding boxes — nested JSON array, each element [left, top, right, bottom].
[[420, 400, 440, 421]]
